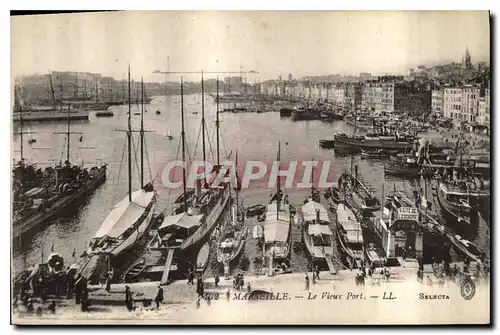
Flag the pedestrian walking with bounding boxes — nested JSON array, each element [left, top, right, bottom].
[[304, 273, 310, 291]]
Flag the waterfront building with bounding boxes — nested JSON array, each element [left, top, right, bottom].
[[478, 88, 490, 126], [346, 84, 362, 108], [443, 87, 463, 120], [461, 85, 481, 123], [431, 90, 444, 114], [361, 82, 394, 114]]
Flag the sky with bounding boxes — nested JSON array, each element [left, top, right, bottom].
[[11, 11, 490, 82]]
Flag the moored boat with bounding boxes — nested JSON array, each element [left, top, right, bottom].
[[301, 199, 334, 260], [335, 203, 364, 268], [360, 148, 390, 159], [85, 74, 157, 261], [339, 167, 381, 214], [246, 204, 266, 217], [196, 242, 210, 273]]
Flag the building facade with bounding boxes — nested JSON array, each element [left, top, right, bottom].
[[346, 84, 362, 108], [361, 82, 394, 113], [443, 88, 463, 119], [431, 90, 444, 114], [461, 85, 481, 123], [478, 88, 490, 126]]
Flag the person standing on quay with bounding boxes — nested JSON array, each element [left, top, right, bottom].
[[125, 285, 133, 311], [214, 273, 220, 288], [155, 285, 164, 310], [74, 274, 83, 305]]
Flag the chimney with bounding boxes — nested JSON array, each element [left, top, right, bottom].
[[316, 208, 320, 224]]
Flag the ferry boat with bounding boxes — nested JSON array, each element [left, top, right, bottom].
[[336, 203, 364, 268], [384, 157, 423, 178], [333, 132, 415, 151], [301, 199, 334, 261], [436, 178, 489, 225]]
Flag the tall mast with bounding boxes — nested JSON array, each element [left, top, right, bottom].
[[216, 76, 220, 166], [66, 99, 70, 163], [49, 73, 57, 112], [140, 77, 144, 188], [227, 76, 231, 110], [276, 140, 281, 219], [127, 66, 132, 202], [75, 73, 78, 99], [181, 77, 188, 211], [16, 86, 24, 162], [236, 150, 239, 210], [201, 71, 207, 184]]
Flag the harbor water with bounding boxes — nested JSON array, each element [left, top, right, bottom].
[[12, 94, 490, 273]]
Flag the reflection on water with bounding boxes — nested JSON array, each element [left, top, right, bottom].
[[11, 94, 490, 272]]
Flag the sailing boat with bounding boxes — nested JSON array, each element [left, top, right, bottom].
[[122, 76, 231, 284], [217, 151, 247, 273], [87, 70, 156, 258], [164, 129, 173, 140], [263, 141, 292, 265]]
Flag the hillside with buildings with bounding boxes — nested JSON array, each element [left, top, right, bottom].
[[259, 47, 490, 128]]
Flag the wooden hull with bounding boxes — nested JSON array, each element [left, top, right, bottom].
[[384, 163, 421, 178], [302, 223, 334, 260], [180, 186, 231, 252], [334, 134, 412, 151], [335, 229, 363, 268], [196, 242, 210, 273], [319, 139, 335, 149], [364, 246, 385, 268], [436, 183, 471, 225], [217, 229, 247, 264]]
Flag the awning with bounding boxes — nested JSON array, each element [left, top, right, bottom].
[[302, 200, 330, 223], [265, 202, 290, 219], [159, 212, 203, 231], [264, 218, 290, 243], [346, 230, 363, 244], [95, 189, 155, 239], [308, 224, 333, 236]]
